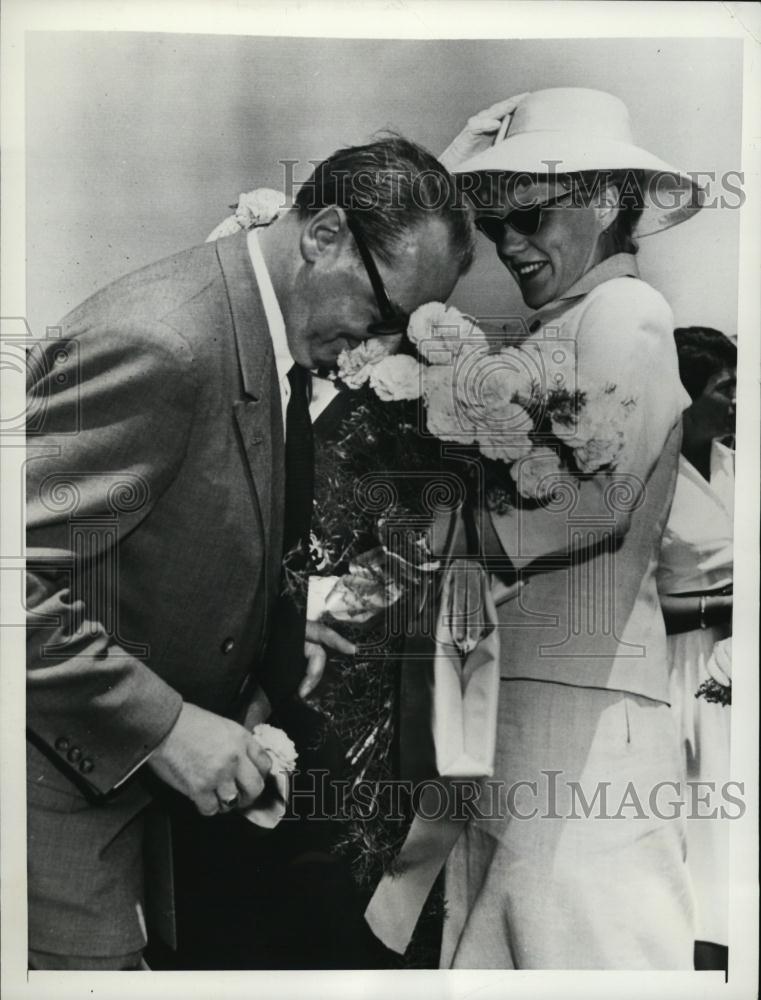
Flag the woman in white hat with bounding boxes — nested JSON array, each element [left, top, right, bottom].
[[433, 89, 704, 969]]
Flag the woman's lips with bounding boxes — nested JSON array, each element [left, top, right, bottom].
[[513, 260, 548, 280]]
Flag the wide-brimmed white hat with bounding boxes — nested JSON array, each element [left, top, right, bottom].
[[452, 88, 705, 236]]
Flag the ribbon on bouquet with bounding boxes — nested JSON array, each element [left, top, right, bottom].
[[432, 559, 501, 777], [364, 556, 501, 955]]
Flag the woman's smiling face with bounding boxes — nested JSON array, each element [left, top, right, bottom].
[[486, 180, 610, 310]]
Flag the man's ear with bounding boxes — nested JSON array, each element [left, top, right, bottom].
[[300, 205, 349, 263], [596, 184, 620, 232]]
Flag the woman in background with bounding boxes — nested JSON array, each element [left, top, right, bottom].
[[658, 326, 736, 973]]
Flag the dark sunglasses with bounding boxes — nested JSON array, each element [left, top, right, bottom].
[[345, 214, 410, 337], [475, 190, 574, 242]]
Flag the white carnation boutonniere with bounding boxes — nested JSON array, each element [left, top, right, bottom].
[[243, 723, 298, 829], [206, 188, 288, 242], [253, 723, 298, 772]]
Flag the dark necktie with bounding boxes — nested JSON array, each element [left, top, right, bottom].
[[256, 364, 315, 710], [283, 364, 314, 557]]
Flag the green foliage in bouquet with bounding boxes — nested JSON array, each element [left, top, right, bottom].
[[301, 385, 470, 966]]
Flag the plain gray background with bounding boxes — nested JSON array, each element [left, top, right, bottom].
[[26, 32, 742, 338]]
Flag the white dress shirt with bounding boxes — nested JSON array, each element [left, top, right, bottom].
[[246, 229, 339, 430], [247, 229, 294, 433]]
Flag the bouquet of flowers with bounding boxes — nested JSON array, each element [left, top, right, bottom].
[[308, 300, 637, 630], [338, 300, 637, 489]]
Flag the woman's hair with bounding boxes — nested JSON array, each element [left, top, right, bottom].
[[568, 169, 646, 256], [673, 326, 737, 400]]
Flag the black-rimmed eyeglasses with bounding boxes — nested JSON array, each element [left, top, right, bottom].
[[345, 214, 410, 337]]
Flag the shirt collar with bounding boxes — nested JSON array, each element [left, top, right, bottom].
[[246, 228, 294, 383], [528, 253, 640, 331]]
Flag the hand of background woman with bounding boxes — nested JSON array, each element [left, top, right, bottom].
[[706, 636, 732, 686], [439, 93, 529, 170]]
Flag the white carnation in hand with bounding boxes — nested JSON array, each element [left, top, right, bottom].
[[368, 355, 423, 401], [407, 302, 483, 363], [252, 723, 298, 773], [246, 723, 298, 830], [337, 338, 396, 389], [509, 446, 564, 499]]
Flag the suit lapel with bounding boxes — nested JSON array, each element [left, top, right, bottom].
[[216, 232, 285, 609]]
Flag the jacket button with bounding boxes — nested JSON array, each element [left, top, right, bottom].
[[220, 637, 235, 654], [55, 737, 70, 752], [79, 758, 94, 774], [67, 746, 82, 763]]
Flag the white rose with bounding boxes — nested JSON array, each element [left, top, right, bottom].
[[368, 355, 423, 401]]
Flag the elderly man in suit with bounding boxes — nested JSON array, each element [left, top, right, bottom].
[[26, 136, 474, 970]]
